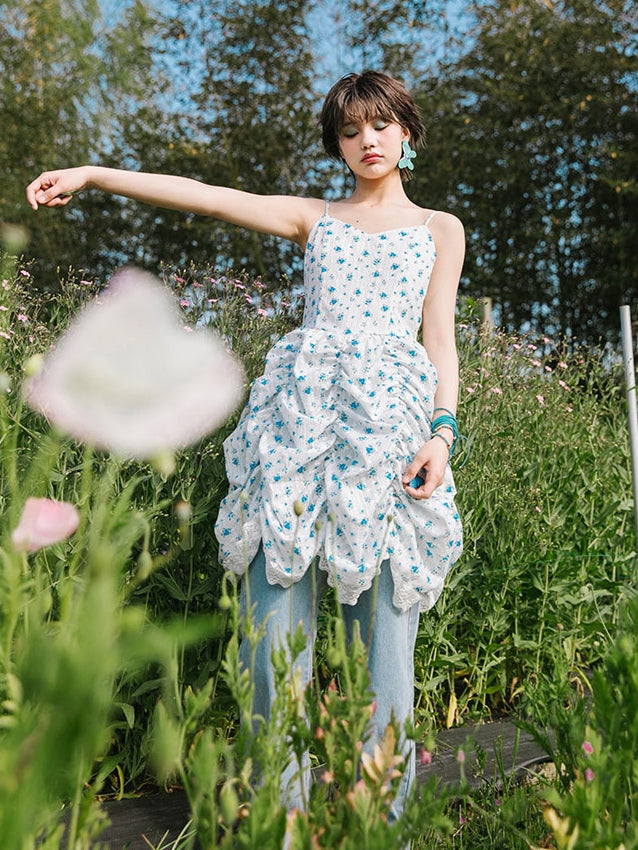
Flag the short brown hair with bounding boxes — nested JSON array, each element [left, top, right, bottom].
[[320, 71, 426, 161]]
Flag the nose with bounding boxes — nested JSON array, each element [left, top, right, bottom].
[[360, 124, 377, 149]]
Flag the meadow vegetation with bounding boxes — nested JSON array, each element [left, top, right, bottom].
[[0, 255, 636, 848]]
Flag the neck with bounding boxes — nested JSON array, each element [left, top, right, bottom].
[[348, 172, 409, 207]]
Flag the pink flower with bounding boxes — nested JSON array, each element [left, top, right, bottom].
[[24, 268, 244, 459], [12, 497, 80, 553], [582, 741, 594, 756], [257, 308, 268, 317], [536, 395, 545, 405], [491, 387, 503, 395], [585, 768, 595, 782], [420, 747, 433, 766], [457, 749, 465, 764]]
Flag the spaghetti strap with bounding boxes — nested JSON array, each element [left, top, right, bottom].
[[325, 199, 330, 216], [424, 210, 438, 226]]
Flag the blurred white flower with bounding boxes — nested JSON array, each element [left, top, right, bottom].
[[12, 497, 80, 553], [24, 268, 244, 458]]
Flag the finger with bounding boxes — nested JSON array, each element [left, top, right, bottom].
[[402, 459, 425, 486]]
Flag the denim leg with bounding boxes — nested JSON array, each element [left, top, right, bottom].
[[341, 561, 420, 822], [239, 547, 319, 810]]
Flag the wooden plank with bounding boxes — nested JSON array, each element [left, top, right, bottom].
[[416, 720, 551, 788], [66, 721, 550, 848]]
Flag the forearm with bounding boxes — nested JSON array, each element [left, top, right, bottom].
[[428, 339, 459, 413], [428, 342, 460, 453]]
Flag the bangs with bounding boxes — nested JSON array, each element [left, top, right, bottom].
[[338, 91, 399, 130]]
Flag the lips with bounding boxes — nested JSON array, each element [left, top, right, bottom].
[[361, 153, 382, 163]]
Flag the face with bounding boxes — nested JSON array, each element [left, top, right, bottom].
[[338, 115, 408, 179]]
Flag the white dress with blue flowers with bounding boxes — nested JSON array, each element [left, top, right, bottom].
[[214, 202, 463, 612]]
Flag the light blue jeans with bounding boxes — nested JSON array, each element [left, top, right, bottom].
[[239, 546, 420, 820]]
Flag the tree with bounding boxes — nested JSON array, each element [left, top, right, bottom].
[[414, 0, 638, 343], [0, 0, 164, 284], [102, 0, 325, 287]]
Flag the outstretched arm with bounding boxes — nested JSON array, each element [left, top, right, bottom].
[[26, 166, 320, 247], [403, 212, 465, 500]]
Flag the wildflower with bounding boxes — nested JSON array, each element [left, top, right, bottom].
[[465, 386, 475, 394], [535, 506, 541, 513], [180, 299, 190, 307], [585, 768, 595, 782], [558, 361, 568, 369], [17, 314, 28, 323], [491, 386, 503, 395], [536, 394, 545, 405], [257, 308, 268, 317], [24, 268, 244, 459], [558, 379, 570, 390], [457, 749, 465, 764], [420, 747, 433, 766], [544, 365, 552, 372], [19, 270, 30, 278], [530, 359, 542, 367], [12, 497, 80, 553], [582, 740, 594, 756]]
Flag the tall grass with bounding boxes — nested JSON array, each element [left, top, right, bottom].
[[1, 255, 636, 849]]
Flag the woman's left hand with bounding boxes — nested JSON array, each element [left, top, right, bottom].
[[402, 437, 450, 500]]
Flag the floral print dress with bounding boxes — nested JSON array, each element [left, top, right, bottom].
[[215, 202, 463, 612]]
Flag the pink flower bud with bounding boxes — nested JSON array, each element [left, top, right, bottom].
[[420, 748, 433, 766], [12, 498, 79, 553]]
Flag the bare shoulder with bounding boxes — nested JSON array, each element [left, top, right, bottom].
[[428, 210, 464, 240]]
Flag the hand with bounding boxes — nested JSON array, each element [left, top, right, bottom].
[[402, 436, 450, 500], [26, 167, 90, 211]]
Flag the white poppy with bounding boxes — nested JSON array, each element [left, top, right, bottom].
[[24, 268, 244, 458]]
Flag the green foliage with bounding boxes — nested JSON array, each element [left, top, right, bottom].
[[416, 0, 638, 342], [2, 255, 638, 846], [0, 0, 163, 285], [415, 313, 633, 724]]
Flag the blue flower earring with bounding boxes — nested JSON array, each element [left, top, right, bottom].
[[398, 140, 417, 171]]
